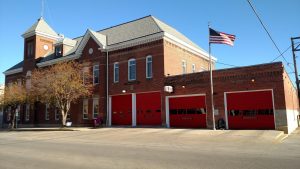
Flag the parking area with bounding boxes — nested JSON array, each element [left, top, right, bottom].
[[0, 128, 299, 169]]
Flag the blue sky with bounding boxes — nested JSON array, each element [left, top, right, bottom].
[[0, 0, 299, 84]]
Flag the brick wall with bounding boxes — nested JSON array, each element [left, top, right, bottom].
[[163, 40, 212, 76], [165, 62, 287, 129]]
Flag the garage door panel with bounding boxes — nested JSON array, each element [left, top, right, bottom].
[[226, 91, 275, 130], [112, 94, 132, 125], [136, 92, 161, 125], [169, 95, 207, 128]]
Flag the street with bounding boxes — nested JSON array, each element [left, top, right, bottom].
[[0, 128, 299, 169]]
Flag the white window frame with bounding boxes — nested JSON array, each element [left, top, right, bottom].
[[82, 67, 89, 85], [25, 104, 30, 121], [192, 64, 196, 73], [93, 98, 99, 119], [182, 60, 187, 74], [128, 58, 136, 81], [146, 55, 153, 78], [114, 62, 119, 83], [83, 99, 89, 119], [93, 64, 99, 85], [45, 103, 50, 120]]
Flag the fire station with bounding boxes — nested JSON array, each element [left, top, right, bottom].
[[3, 15, 299, 134]]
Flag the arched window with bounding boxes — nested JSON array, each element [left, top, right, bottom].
[[146, 55, 152, 78], [128, 59, 136, 81]]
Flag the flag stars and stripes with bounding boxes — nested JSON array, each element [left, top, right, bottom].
[[209, 28, 236, 46]]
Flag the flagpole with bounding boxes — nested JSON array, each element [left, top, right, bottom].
[[208, 23, 216, 130]]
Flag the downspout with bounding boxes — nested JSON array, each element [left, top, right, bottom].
[[106, 36, 109, 126]]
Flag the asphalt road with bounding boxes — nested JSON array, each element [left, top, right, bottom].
[[0, 128, 299, 169]]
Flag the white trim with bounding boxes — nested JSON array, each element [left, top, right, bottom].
[[3, 68, 23, 75], [92, 98, 99, 119], [132, 93, 136, 127], [22, 31, 59, 40], [223, 89, 276, 130], [108, 96, 112, 126], [165, 96, 170, 128], [146, 55, 153, 79], [163, 32, 217, 61], [166, 93, 207, 128], [128, 58, 136, 81], [113, 62, 119, 83]]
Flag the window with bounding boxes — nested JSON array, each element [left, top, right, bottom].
[[55, 106, 60, 121], [83, 99, 88, 119], [146, 55, 152, 78], [192, 64, 196, 73], [25, 104, 30, 121], [128, 59, 136, 81], [182, 60, 187, 74], [82, 67, 89, 84], [93, 65, 99, 84], [27, 42, 33, 57], [93, 98, 99, 119], [55, 45, 62, 56], [45, 103, 50, 120], [17, 105, 21, 121], [114, 62, 119, 83]]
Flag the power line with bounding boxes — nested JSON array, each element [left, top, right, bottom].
[[215, 61, 237, 67], [271, 45, 292, 62], [246, 0, 294, 71]]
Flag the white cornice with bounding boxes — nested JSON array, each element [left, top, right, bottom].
[[3, 68, 23, 76], [22, 31, 59, 40], [163, 32, 217, 61], [37, 54, 80, 68]]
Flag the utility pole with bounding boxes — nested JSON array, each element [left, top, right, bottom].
[[291, 37, 300, 103]]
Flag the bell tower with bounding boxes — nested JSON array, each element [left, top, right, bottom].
[[22, 17, 58, 72]]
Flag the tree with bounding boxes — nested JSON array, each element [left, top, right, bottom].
[[30, 61, 92, 126], [2, 83, 27, 128]]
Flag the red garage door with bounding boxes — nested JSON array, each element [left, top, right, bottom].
[[112, 94, 132, 125], [136, 92, 161, 126], [169, 95, 207, 128], [226, 90, 275, 129]]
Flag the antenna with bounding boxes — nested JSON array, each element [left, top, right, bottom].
[[41, 0, 44, 18]]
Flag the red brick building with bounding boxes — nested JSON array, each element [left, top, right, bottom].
[[3, 16, 299, 133]]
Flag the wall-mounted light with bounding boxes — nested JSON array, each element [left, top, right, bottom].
[[122, 90, 126, 93], [251, 78, 255, 83], [182, 85, 186, 88]]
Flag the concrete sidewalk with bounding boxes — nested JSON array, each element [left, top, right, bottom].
[[0, 127, 287, 143]]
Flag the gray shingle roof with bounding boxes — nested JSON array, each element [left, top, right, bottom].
[[5, 60, 23, 72], [22, 17, 58, 37]]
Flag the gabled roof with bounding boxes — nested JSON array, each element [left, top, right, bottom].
[[5, 60, 23, 72], [22, 17, 58, 39]]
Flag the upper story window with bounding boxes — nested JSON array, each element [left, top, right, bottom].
[[93, 65, 99, 85], [82, 67, 89, 85], [192, 64, 196, 73], [114, 62, 119, 83], [182, 60, 187, 74], [17, 79, 22, 86], [27, 42, 34, 57], [146, 55, 152, 78], [128, 59, 136, 81], [55, 45, 62, 56]]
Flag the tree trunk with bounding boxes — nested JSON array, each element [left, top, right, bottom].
[[61, 109, 67, 127]]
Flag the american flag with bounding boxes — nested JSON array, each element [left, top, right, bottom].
[[209, 28, 236, 46]]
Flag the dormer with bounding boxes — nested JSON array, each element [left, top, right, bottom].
[[22, 17, 59, 60], [54, 35, 77, 56]]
